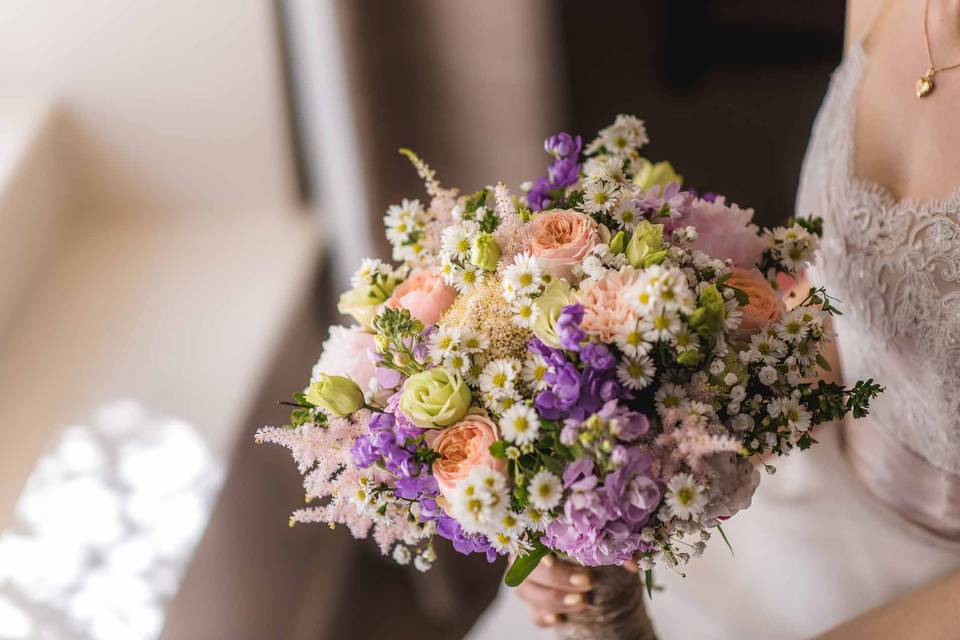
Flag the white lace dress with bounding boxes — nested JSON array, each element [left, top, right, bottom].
[[467, 43, 960, 640]]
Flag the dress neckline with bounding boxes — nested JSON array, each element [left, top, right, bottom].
[[841, 42, 960, 211]]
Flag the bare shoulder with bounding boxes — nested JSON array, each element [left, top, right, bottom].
[[845, 0, 886, 52]]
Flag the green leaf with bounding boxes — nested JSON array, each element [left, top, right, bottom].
[[815, 353, 832, 372], [716, 524, 735, 557], [489, 441, 508, 459], [643, 569, 654, 599], [541, 454, 565, 476], [504, 540, 551, 587]]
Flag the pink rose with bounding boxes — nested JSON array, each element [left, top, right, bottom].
[[386, 269, 457, 325], [726, 267, 786, 332], [576, 267, 641, 342], [528, 209, 600, 280], [684, 197, 767, 268], [425, 413, 505, 499], [311, 324, 377, 389]]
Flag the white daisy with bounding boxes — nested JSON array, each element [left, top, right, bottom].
[[443, 351, 471, 374], [449, 465, 509, 534], [452, 263, 483, 293], [617, 355, 655, 391], [777, 308, 809, 344], [428, 327, 461, 363], [581, 180, 621, 215], [642, 308, 681, 342], [655, 383, 687, 415], [490, 531, 531, 556], [512, 296, 540, 329], [440, 222, 475, 259], [671, 327, 700, 353], [522, 353, 552, 391], [614, 323, 652, 358], [524, 508, 552, 532], [479, 358, 520, 398], [500, 404, 541, 445], [494, 510, 527, 536], [503, 253, 544, 300], [460, 329, 489, 354], [781, 397, 812, 432], [528, 470, 563, 511], [665, 473, 707, 520]]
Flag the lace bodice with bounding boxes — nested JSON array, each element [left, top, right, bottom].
[[797, 44, 960, 474]]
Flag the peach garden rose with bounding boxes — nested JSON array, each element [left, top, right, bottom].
[[386, 268, 457, 325], [425, 412, 505, 499], [726, 267, 786, 332], [527, 209, 600, 280]]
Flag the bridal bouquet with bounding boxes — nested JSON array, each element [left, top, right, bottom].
[[257, 115, 880, 593]]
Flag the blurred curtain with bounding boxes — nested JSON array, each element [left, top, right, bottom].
[[283, 0, 565, 285]]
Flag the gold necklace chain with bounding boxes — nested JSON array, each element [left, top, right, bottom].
[[918, 0, 960, 97]]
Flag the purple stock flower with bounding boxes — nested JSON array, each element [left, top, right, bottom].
[[580, 342, 615, 370], [527, 176, 553, 212], [547, 157, 580, 189], [557, 304, 587, 351], [437, 516, 500, 562], [395, 474, 439, 500], [527, 131, 584, 212], [544, 132, 582, 159], [604, 447, 660, 526]]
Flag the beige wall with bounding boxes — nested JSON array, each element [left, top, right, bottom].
[[0, 0, 296, 218]]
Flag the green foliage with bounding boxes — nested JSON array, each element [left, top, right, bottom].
[[504, 540, 551, 587], [787, 215, 824, 238]]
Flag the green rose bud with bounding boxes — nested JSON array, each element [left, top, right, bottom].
[[305, 374, 365, 417], [470, 232, 501, 272], [633, 158, 683, 191], [625, 220, 668, 268], [399, 368, 472, 428], [531, 278, 572, 349], [608, 230, 627, 255]]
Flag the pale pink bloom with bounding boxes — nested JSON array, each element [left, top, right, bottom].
[[527, 209, 601, 280], [576, 266, 641, 342], [684, 196, 767, 268], [425, 412, 505, 500], [311, 324, 377, 390], [386, 268, 457, 325]]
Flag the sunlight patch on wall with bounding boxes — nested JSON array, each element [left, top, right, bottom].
[[0, 400, 223, 640]]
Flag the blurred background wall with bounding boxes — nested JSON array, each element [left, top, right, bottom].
[[0, 1, 844, 639]]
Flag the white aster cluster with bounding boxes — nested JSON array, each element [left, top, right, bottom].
[[427, 325, 490, 376], [501, 253, 547, 329], [448, 465, 535, 555], [385, 198, 429, 263], [766, 223, 819, 272]]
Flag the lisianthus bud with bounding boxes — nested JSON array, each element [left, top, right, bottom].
[[338, 285, 387, 328], [608, 230, 626, 255], [531, 278, 572, 348], [470, 233, 501, 272], [399, 368, 472, 428], [625, 220, 668, 268], [305, 374, 365, 416], [633, 158, 682, 191]]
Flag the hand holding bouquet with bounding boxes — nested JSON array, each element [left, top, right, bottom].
[[257, 115, 881, 636]]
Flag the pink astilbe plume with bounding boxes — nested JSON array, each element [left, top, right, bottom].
[[653, 423, 742, 478], [399, 147, 458, 222], [493, 182, 531, 262]]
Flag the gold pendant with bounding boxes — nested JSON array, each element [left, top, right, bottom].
[[917, 69, 935, 98]]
